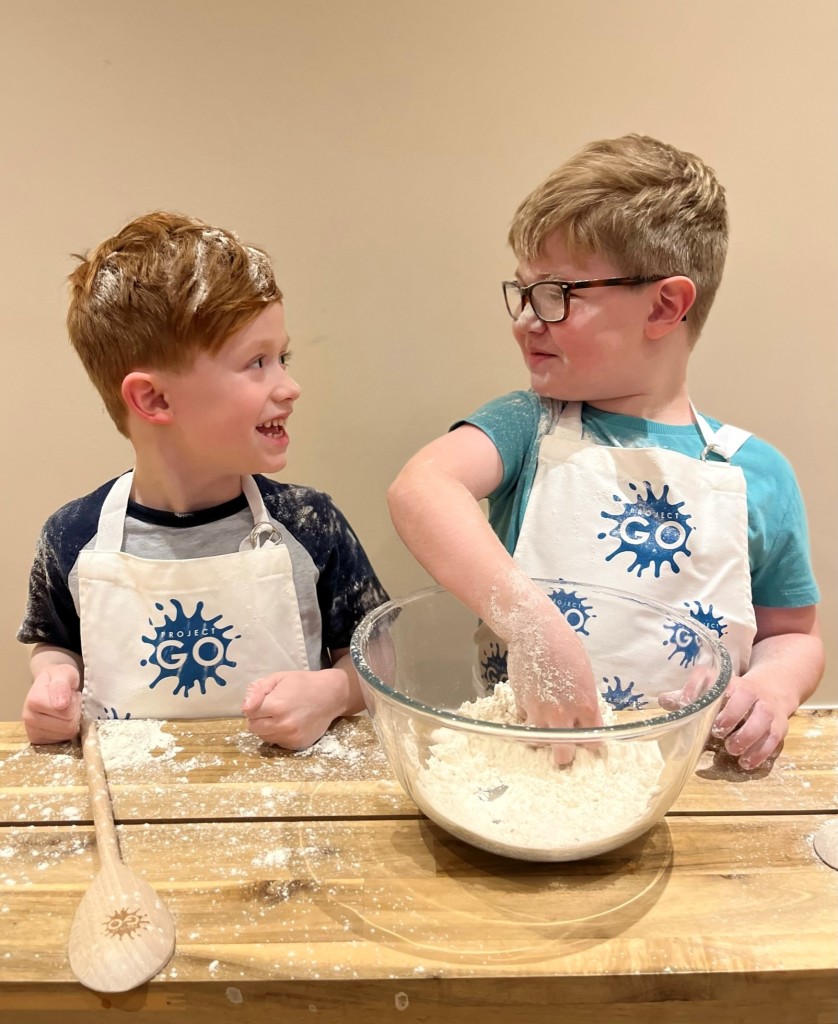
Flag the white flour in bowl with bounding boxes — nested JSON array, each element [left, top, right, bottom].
[[412, 682, 665, 860]]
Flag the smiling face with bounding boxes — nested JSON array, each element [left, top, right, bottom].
[[511, 233, 680, 415], [160, 302, 301, 486]]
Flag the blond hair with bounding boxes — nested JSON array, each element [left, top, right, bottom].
[[67, 211, 282, 434], [508, 134, 727, 338]]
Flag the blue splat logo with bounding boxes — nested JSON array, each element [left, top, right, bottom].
[[547, 586, 595, 635], [601, 676, 648, 710], [98, 707, 132, 721], [662, 620, 702, 667], [684, 600, 728, 639], [480, 642, 509, 688], [141, 599, 240, 698], [598, 480, 693, 577]]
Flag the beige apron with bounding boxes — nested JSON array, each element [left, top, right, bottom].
[[475, 402, 757, 699], [79, 472, 309, 721]]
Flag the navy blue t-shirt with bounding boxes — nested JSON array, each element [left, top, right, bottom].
[[18, 474, 388, 669]]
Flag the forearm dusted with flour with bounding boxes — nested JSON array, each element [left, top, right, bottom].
[[388, 428, 601, 731], [388, 428, 546, 637]]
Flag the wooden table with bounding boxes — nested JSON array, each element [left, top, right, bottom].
[[0, 710, 835, 1023]]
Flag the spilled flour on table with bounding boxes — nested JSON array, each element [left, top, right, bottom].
[[295, 730, 363, 767], [414, 682, 665, 860], [98, 719, 181, 770]]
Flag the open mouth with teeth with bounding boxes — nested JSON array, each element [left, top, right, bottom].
[[257, 418, 287, 438]]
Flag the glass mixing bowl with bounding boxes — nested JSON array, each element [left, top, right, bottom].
[[351, 579, 731, 861]]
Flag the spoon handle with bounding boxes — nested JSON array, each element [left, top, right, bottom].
[[80, 718, 121, 869]]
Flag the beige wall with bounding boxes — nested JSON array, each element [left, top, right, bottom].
[[1, 0, 835, 721]]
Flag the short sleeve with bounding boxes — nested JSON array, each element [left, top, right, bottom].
[[452, 390, 547, 554], [17, 526, 82, 654], [315, 500, 389, 651], [452, 390, 544, 500], [738, 442, 820, 608]]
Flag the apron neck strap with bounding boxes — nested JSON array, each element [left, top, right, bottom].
[[95, 472, 134, 551], [554, 401, 585, 439], [690, 403, 752, 462], [242, 475, 271, 522]]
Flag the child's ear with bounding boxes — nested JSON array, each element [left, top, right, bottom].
[[646, 276, 696, 338], [121, 372, 173, 425]]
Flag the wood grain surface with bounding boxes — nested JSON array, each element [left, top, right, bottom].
[[1, 814, 835, 977], [0, 710, 834, 825], [1, 711, 836, 1023]]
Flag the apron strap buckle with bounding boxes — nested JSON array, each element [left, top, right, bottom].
[[248, 521, 282, 548], [700, 442, 729, 463]]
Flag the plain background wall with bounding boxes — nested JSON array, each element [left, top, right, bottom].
[[1, 0, 835, 721]]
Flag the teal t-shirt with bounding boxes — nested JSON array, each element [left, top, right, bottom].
[[457, 391, 819, 609]]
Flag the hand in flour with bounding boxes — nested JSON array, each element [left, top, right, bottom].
[[22, 654, 82, 744], [507, 611, 602, 766], [241, 655, 362, 750]]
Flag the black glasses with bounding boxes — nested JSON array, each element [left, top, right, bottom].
[[502, 276, 680, 324]]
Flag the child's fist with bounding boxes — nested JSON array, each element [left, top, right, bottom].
[[22, 666, 82, 744]]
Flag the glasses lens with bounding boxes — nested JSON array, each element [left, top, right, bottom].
[[503, 282, 524, 319], [530, 282, 565, 322]]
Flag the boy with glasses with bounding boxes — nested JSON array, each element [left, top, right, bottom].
[[388, 134, 822, 769], [19, 212, 387, 747]]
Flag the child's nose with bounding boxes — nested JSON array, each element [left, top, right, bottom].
[[275, 368, 301, 401], [515, 304, 547, 333]]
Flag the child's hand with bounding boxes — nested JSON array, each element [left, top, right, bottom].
[[507, 610, 602, 765], [241, 668, 349, 750], [708, 675, 794, 770], [657, 664, 720, 714], [660, 672, 794, 770], [22, 664, 82, 744]]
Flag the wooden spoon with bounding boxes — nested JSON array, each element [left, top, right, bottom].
[[68, 718, 176, 992]]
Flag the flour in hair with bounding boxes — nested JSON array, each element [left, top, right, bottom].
[[244, 245, 273, 292], [189, 231, 272, 312], [413, 682, 665, 860], [93, 263, 121, 303], [188, 231, 225, 312]]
